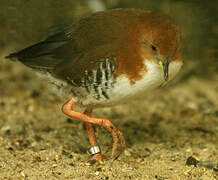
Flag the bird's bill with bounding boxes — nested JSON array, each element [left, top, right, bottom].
[[159, 60, 169, 81]]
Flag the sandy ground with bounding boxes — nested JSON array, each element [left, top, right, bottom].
[[0, 59, 217, 180]]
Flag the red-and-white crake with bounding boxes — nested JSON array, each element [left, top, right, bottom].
[[6, 8, 183, 161]]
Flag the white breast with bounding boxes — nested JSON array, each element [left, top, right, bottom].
[[84, 60, 182, 107], [37, 61, 182, 107]]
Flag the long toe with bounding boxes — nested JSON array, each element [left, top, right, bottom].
[[115, 130, 126, 159], [92, 153, 103, 161], [100, 118, 126, 159]]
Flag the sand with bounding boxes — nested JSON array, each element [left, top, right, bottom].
[[0, 60, 217, 179]]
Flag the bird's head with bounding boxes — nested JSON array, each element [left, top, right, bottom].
[[138, 12, 183, 81], [111, 9, 182, 84]]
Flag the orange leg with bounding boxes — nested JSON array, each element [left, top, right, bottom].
[[62, 98, 126, 159], [83, 108, 103, 161]]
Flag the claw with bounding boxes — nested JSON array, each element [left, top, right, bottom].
[[101, 119, 126, 159], [111, 129, 118, 158], [116, 130, 126, 158]]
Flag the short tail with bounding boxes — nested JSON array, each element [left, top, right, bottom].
[[5, 28, 71, 70]]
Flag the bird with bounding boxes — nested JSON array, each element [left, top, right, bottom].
[[6, 8, 183, 161]]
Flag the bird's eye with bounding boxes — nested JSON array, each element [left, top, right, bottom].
[[151, 45, 157, 52]]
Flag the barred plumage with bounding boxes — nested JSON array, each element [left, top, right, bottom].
[[80, 57, 116, 100]]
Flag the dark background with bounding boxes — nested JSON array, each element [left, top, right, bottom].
[[0, 0, 218, 78]]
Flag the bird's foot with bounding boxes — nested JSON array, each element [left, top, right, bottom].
[[62, 98, 126, 159], [91, 153, 103, 162], [100, 118, 126, 159], [87, 153, 103, 165]]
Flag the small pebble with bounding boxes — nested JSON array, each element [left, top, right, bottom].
[[20, 171, 26, 177], [95, 171, 100, 176], [186, 156, 199, 167], [124, 149, 131, 157], [52, 164, 57, 168]]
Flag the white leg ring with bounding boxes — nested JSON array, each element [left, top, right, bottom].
[[89, 146, 101, 155]]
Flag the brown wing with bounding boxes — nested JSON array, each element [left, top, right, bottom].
[[6, 10, 124, 85], [52, 44, 118, 86]]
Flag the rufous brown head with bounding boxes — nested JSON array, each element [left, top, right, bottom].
[[115, 9, 182, 82]]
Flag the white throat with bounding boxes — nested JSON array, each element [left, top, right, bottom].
[[104, 60, 183, 103]]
